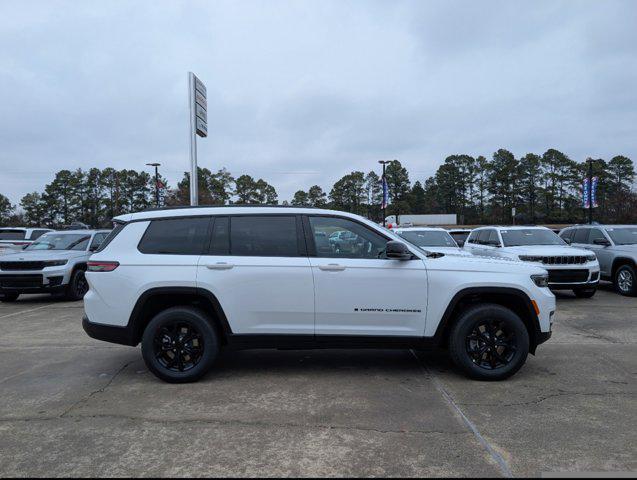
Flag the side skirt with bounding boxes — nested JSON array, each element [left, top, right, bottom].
[[225, 334, 439, 351]]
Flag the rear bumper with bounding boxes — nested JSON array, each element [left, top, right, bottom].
[[82, 315, 137, 346]]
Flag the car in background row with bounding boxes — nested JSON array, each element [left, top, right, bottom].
[[0, 227, 53, 255], [393, 227, 471, 256], [0, 229, 110, 302], [464, 226, 600, 297], [447, 228, 472, 247], [560, 224, 637, 296]]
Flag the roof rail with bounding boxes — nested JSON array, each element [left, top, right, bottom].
[[140, 204, 322, 212]]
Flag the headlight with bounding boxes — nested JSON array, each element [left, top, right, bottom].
[[519, 255, 542, 262], [43, 260, 68, 267], [586, 254, 597, 261], [531, 274, 549, 288]]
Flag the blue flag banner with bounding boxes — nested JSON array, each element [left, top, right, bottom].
[[591, 176, 598, 208], [582, 178, 590, 209]]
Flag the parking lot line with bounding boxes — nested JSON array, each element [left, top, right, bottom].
[[0, 304, 52, 319]]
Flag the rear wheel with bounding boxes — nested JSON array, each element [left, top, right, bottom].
[[141, 306, 219, 383], [448, 304, 529, 381], [573, 287, 596, 298], [65, 269, 89, 301], [615, 264, 637, 296], [0, 292, 19, 302]]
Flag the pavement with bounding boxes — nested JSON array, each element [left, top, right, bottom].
[[0, 285, 635, 477]]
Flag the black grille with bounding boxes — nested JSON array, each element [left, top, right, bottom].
[[542, 256, 588, 265], [0, 261, 46, 271], [547, 269, 589, 283], [0, 275, 43, 288]]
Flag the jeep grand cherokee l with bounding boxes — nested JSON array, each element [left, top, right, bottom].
[[82, 207, 555, 383]]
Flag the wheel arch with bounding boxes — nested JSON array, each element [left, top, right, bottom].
[[611, 257, 636, 279], [433, 287, 543, 354], [127, 287, 231, 346]]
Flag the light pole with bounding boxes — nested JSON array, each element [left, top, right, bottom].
[[146, 163, 161, 208], [378, 160, 391, 227]]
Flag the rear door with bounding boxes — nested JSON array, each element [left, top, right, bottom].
[[306, 215, 428, 337], [196, 215, 315, 335]]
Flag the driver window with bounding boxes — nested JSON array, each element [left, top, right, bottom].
[[308, 216, 387, 259], [588, 229, 606, 244], [487, 230, 501, 246]]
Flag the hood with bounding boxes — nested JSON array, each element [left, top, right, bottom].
[[502, 245, 592, 256], [0, 250, 88, 261], [422, 246, 473, 256], [610, 244, 637, 255], [425, 251, 546, 275]]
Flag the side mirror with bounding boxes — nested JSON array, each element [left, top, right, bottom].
[[593, 238, 611, 246], [385, 241, 412, 260], [563, 238, 571, 245]]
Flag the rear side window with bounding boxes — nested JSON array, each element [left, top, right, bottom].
[[138, 217, 210, 255], [560, 229, 574, 242], [230, 216, 299, 257], [0, 230, 26, 240], [573, 228, 589, 244]]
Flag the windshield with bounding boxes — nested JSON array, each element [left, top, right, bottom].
[[500, 229, 565, 247], [606, 227, 637, 245], [398, 230, 458, 248], [25, 233, 91, 251]]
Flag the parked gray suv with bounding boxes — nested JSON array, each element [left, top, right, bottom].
[[560, 225, 637, 296], [0, 229, 110, 302]]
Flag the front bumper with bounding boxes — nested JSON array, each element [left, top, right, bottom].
[[0, 266, 72, 294], [546, 268, 600, 289]]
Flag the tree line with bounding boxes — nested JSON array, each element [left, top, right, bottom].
[[1, 148, 635, 228]]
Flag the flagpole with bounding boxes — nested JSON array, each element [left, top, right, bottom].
[[588, 159, 593, 225], [378, 160, 390, 227]]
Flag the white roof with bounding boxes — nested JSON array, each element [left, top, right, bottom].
[[473, 225, 552, 231], [115, 206, 366, 223], [393, 226, 447, 232]]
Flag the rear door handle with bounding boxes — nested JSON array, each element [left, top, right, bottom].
[[318, 263, 346, 272], [206, 262, 234, 270]]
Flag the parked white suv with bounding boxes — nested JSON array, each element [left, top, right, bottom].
[[83, 207, 555, 383], [0, 227, 53, 255], [392, 226, 471, 256], [464, 226, 600, 297]]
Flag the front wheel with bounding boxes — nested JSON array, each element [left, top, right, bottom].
[[615, 264, 637, 296], [448, 304, 530, 381], [65, 269, 89, 301], [573, 287, 596, 298], [141, 306, 219, 383]]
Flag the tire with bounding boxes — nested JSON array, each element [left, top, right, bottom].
[[141, 306, 219, 383], [448, 303, 530, 381], [614, 264, 637, 297], [1, 292, 19, 302], [65, 269, 89, 301], [573, 287, 596, 298]]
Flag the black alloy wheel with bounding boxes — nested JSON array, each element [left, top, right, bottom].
[[66, 269, 89, 301], [465, 319, 517, 370], [153, 321, 204, 373], [141, 306, 219, 383]]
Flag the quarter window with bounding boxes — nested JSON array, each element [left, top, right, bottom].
[[138, 217, 210, 255], [309, 216, 387, 259]]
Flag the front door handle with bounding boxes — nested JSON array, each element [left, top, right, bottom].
[[318, 263, 346, 272], [206, 262, 234, 270]]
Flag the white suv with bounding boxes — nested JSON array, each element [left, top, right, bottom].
[[464, 226, 600, 297], [83, 207, 555, 383]]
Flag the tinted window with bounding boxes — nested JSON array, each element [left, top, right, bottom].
[[588, 229, 606, 244], [89, 232, 109, 250], [560, 229, 574, 242], [475, 230, 490, 244], [230, 216, 299, 257], [209, 217, 230, 255], [138, 217, 209, 255], [309, 216, 387, 259], [0, 230, 26, 240], [95, 223, 125, 253], [487, 230, 501, 246], [573, 228, 589, 244], [449, 231, 470, 243], [30, 230, 50, 240]]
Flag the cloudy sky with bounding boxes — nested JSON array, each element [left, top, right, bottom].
[[1, 0, 636, 205]]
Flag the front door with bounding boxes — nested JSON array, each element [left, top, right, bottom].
[[306, 215, 428, 337]]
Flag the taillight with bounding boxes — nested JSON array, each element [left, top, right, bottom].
[[87, 261, 119, 272]]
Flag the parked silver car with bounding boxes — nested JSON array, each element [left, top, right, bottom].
[[560, 225, 637, 296], [0, 229, 110, 302]]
